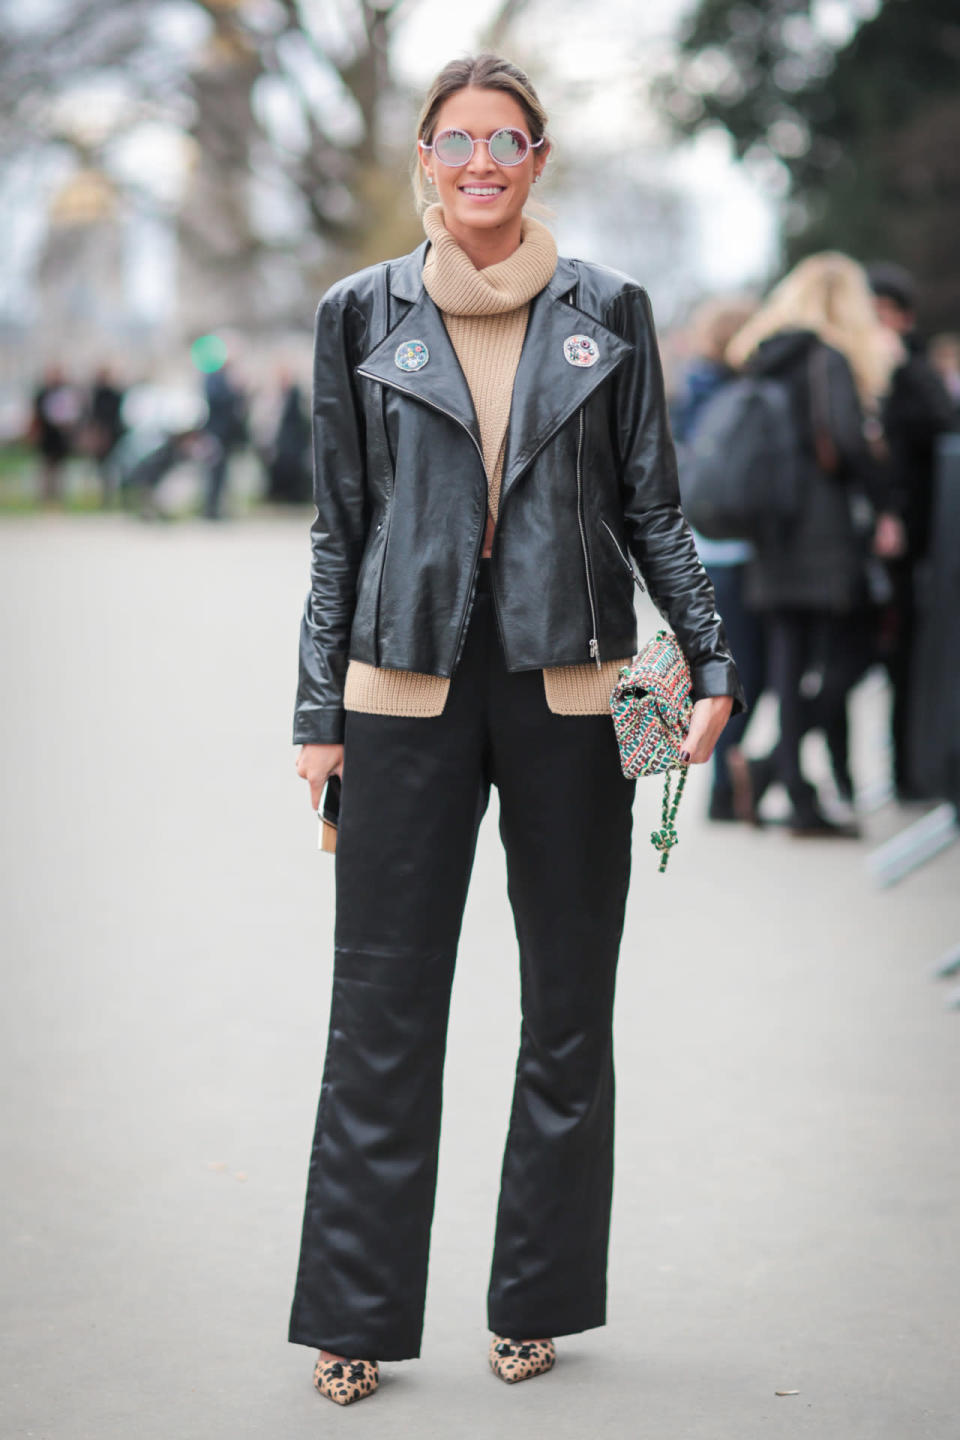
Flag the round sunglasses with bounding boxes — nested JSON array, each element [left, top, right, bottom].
[[419, 127, 544, 168]]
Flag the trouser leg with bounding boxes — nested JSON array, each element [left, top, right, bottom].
[[486, 658, 635, 1339], [288, 617, 491, 1361], [813, 613, 874, 794], [823, 703, 852, 793], [764, 610, 817, 812]]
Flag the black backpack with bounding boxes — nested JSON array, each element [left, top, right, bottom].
[[678, 375, 801, 541]]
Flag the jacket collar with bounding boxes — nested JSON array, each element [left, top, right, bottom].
[[499, 260, 632, 503], [356, 243, 633, 497], [355, 242, 482, 453], [389, 242, 429, 302]]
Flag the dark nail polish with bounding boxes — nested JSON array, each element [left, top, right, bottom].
[[680, 749, 690, 763]]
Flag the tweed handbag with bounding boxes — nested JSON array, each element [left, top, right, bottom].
[[610, 630, 694, 872]]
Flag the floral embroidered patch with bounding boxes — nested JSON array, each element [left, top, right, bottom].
[[563, 334, 600, 367], [394, 340, 430, 372]]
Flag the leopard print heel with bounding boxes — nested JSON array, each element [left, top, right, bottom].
[[489, 1336, 556, 1384], [313, 1354, 379, 1405]]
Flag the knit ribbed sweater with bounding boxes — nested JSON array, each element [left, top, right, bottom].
[[343, 205, 630, 718]]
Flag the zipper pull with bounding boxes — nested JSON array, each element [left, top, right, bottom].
[[600, 519, 646, 592], [589, 637, 601, 669]]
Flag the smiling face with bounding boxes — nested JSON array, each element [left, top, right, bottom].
[[420, 86, 549, 251]]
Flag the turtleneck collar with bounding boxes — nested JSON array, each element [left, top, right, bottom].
[[421, 203, 558, 318]]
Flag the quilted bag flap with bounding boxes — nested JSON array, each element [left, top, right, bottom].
[[609, 630, 694, 872], [611, 630, 693, 747]]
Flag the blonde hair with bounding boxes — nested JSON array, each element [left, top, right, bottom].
[[726, 252, 897, 407], [412, 53, 549, 214]]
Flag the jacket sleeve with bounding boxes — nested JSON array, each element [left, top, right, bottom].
[[293, 288, 370, 745], [606, 286, 746, 712], [818, 344, 893, 511]]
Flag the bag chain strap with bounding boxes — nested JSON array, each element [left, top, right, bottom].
[[651, 764, 688, 873]]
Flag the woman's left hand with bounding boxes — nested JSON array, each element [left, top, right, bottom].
[[681, 695, 735, 765]]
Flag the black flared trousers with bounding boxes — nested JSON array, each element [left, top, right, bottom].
[[288, 566, 635, 1360]]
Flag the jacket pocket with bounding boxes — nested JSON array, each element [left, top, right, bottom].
[[600, 517, 645, 593]]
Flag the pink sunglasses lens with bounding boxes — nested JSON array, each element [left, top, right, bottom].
[[433, 130, 473, 165], [488, 128, 528, 164]]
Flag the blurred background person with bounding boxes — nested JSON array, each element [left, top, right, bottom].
[[266, 369, 311, 505], [725, 253, 903, 835], [867, 262, 958, 799], [29, 365, 83, 505], [201, 361, 249, 520], [672, 294, 764, 821], [86, 366, 127, 507]]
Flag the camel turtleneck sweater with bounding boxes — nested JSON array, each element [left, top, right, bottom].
[[343, 205, 630, 719]]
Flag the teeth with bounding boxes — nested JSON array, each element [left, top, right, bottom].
[[462, 187, 503, 195]]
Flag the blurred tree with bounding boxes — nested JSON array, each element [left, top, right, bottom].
[[0, 0, 436, 330], [654, 0, 960, 328], [0, 0, 544, 331], [0, 0, 428, 329]]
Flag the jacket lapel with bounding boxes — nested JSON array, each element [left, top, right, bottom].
[[353, 246, 633, 486], [499, 259, 633, 505], [354, 250, 482, 455]]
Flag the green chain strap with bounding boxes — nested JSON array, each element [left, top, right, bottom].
[[650, 763, 688, 873]]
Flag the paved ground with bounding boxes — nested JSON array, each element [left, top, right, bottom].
[[2, 515, 958, 1440]]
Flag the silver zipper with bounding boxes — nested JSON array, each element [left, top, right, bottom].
[[357, 368, 488, 667], [575, 408, 601, 668], [355, 370, 487, 471], [600, 518, 646, 593]]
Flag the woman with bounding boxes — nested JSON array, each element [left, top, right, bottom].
[[724, 253, 902, 833], [289, 53, 742, 1406]]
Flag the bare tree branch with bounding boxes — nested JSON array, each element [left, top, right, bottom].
[[0, 0, 428, 326]]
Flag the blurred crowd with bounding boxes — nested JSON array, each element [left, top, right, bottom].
[[668, 257, 959, 833], [26, 359, 312, 519]]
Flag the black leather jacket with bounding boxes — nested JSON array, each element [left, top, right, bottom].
[[295, 241, 744, 744]]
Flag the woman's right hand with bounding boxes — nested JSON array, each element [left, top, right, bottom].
[[296, 743, 344, 811]]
